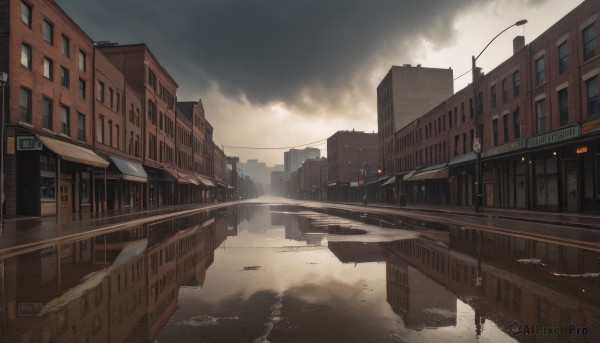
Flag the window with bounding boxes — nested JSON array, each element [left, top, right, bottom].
[[462, 133, 466, 154], [512, 71, 520, 96], [61, 35, 70, 57], [21, 43, 31, 69], [558, 42, 568, 74], [503, 115, 509, 143], [115, 124, 120, 148], [502, 78, 508, 103], [461, 103, 465, 123], [21, 1, 31, 27], [583, 23, 597, 61], [78, 50, 86, 72], [492, 119, 499, 146], [43, 57, 53, 80], [40, 174, 56, 201], [513, 108, 521, 139], [77, 113, 86, 142], [148, 69, 157, 91], [536, 99, 546, 134], [109, 88, 114, 109], [19, 88, 32, 123], [42, 97, 52, 130], [116, 93, 121, 113], [78, 79, 86, 99], [587, 76, 599, 117], [60, 105, 70, 136], [535, 57, 545, 86], [448, 111, 452, 128], [60, 67, 69, 88], [108, 120, 113, 147], [43, 19, 53, 45], [454, 135, 459, 156], [558, 89, 569, 126], [491, 84, 496, 108], [97, 116, 104, 144], [97, 81, 105, 102]]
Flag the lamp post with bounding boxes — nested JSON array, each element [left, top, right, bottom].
[[0, 72, 7, 227], [472, 19, 527, 212]]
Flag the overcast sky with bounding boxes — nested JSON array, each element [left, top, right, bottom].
[[57, 0, 584, 166]]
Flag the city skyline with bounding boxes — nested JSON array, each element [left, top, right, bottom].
[[56, 0, 584, 165]]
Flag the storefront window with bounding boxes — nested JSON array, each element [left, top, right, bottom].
[[40, 175, 56, 201], [584, 157, 594, 198], [40, 155, 57, 172]]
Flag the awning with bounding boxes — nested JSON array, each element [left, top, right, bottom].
[[327, 182, 337, 187], [406, 167, 449, 181], [37, 135, 109, 168], [109, 156, 147, 183], [197, 176, 215, 187], [381, 175, 396, 187], [448, 152, 477, 166], [161, 167, 178, 181], [162, 167, 198, 184], [400, 170, 416, 181], [178, 172, 199, 185]]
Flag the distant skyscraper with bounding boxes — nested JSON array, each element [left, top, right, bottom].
[[284, 147, 320, 177]]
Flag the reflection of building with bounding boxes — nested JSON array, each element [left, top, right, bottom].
[[385, 240, 457, 328], [383, 229, 600, 340], [0, 208, 230, 342], [328, 242, 385, 264]]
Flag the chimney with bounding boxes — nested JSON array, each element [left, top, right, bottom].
[[513, 36, 525, 55]]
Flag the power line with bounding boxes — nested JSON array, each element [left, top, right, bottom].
[[223, 137, 328, 150], [454, 68, 472, 81]]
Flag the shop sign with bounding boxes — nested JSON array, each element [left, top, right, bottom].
[[527, 125, 579, 148], [576, 146, 588, 154], [6, 137, 15, 155], [581, 118, 600, 134], [482, 139, 526, 158]]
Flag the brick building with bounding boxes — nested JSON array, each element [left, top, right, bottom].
[[0, 0, 231, 219], [297, 157, 327, 200], [326, 130, 378, 202], [97, 43, 178, 208], [394, 0, 600, 212], [0, 0, 110, 218], [377, 65, 454, 179], [94, 48, 145, 212]]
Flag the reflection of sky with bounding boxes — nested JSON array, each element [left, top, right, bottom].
[[168, 210, 515, 342]]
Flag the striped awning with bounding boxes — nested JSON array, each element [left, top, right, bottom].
[[37, 135, 109, 168], [196, 175, 215, 187], [178, 171, 199, 185]]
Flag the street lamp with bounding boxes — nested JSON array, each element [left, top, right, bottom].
[[0, 71, 7, 227], [472, 19, 527, 212]]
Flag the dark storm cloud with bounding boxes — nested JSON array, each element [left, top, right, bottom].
[[57, 0, 498, 109]]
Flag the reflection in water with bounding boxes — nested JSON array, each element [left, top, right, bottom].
[[0, 207, 233, 343], [1, 205, 599, 342]]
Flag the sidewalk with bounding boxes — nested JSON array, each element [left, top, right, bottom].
[[358, 201, 600, 230], [0, 201, 236, 257]]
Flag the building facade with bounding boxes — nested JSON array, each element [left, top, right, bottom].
[[326, 130, 378, 202], [0, 0, 231, 219], [377, 65, 454, 179], [394, 0, 600, 213]]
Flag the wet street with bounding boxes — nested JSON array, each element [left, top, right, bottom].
[[1, 202, 599, 342]]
